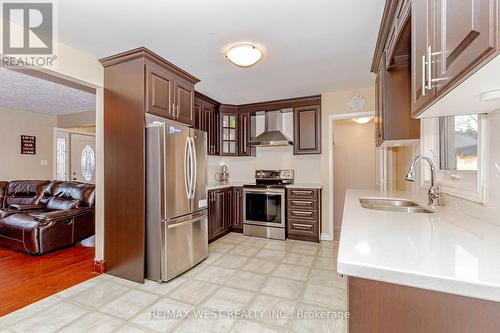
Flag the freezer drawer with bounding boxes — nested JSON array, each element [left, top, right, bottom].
[[165, 210, 208, 281]]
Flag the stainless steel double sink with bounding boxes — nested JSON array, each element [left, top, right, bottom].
[[359, 198, 435, 214]]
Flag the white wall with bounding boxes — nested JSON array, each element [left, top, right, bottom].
[[0, 107, 57, 180]]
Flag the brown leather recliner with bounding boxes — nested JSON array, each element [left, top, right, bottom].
[[0, 180, 50, 218], [0, 180, 95, 254], [0, 181, 8, 211]]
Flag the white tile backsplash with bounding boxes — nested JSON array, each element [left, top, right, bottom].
[[208, 145, 322, 184]]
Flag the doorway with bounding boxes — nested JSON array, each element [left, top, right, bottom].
[[329, 111, 378, 241], [0, 67, 99, 315], [54, 129, 96, 183]]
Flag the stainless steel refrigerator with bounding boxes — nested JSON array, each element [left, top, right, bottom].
[[145, 115, 208, 282]]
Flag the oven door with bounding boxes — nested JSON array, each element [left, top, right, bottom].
[[243, 188, 285, 228]]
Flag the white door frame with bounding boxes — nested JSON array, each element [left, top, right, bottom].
[[53, 128, 96, 181], [327, 111, 375, 241]]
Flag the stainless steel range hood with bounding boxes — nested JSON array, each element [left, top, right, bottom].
[[248, 110, 293, 147]]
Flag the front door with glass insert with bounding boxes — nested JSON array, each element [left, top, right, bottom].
[[70, 133, 96, 183]]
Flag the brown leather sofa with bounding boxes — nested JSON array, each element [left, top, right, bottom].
[[0, 180, 95, 254]]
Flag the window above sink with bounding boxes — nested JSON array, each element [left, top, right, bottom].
[[421, 114, 487, 203]]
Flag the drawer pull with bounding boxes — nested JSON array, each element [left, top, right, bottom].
[[293, 223, 313, 231], [292, 210, 313, 216], [292, 190, 313, 195], [292, 200, 312, 206]]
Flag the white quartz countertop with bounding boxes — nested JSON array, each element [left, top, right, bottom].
[[207, 182, 246, 190], [207, 182, 323, 190], [286, 183, 322, 189], [338, 189, 500, 302]]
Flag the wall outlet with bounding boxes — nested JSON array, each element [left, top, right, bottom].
[[41, 160, 48, 166]]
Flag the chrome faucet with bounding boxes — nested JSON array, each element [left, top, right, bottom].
[[405, 155, 441, 206]]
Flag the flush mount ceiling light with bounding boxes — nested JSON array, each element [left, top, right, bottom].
[[353, 117, 373, 124], [479, 89, 500, 102], [225, 43, 263, 67]]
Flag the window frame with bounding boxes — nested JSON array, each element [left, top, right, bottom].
[[420, 115, 487, 203]]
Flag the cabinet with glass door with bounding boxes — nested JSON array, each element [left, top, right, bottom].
[[220, 111, 238, 156]]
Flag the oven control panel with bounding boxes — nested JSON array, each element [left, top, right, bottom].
[[255, 169, 294, 181]]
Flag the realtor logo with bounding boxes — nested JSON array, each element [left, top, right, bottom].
[[1, 1, 57, 67], [2, 2, 53, 54]]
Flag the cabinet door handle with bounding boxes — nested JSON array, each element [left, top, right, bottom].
[[177, 104, 180, 119], [422, 54, 427, 96], [426, 46, 432, 91]]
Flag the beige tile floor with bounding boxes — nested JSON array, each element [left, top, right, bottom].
[[0, 233, 347, 333]]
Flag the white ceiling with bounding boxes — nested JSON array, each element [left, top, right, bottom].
[[0, 68, 96, 115], [58, 0, 385, 104]]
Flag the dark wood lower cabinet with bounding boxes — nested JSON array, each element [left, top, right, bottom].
[[208, 186, 243, 243], [287, 188, 321, 242], [232, 187, 243, 232], [208, 189, 227, 242], [348, 277, 500, 333]]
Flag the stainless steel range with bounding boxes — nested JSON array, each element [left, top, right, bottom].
[[243, 170, 294, 240]]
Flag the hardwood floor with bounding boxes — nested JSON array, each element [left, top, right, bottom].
[[0, 245, 98, 316]]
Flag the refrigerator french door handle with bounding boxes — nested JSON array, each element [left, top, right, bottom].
[[189, 137, 197, 199], [184, 137, 190, 200], [187, 137, 194, 199]]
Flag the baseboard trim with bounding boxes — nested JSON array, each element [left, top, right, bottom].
[[320, 233, 333, 241], [94, 259, 105, 273]]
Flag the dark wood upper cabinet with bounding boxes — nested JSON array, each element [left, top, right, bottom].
[[374, 65, 384, 146], [374, 0, 499, 117], [143, 52, 197, 125], [146, 64, 174, 118], [174, 79, 195, 126], [436, 0, 496, 93], [411, 0, 437, 115], [197, 94, 322, 156], [410, 0, 497, 116], [376, 28, 420, 147], [238, 112, 255, 157], [220, 105, 239, 156], [372, 0, 419, 147], [293, 105, 321, 155], [195, 92, 220, 155]]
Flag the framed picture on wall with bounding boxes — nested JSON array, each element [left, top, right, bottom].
[[21, 135, 36, 155]]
